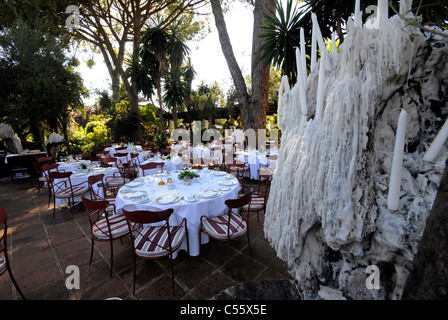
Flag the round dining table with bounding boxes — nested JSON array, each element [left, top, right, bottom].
[[52, 165, 120, 208], [137, 156, 183, 176], [114, 169, 240, 258]]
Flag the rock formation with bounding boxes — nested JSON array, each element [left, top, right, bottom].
[[264, 13, 448, 300]]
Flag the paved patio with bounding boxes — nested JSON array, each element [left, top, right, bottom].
[[0, 176, 293, 300]]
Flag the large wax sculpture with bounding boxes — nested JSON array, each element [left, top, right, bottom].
[[264, 7, 448, 299]]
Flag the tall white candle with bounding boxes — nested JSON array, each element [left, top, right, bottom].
[[400, 0, 412, 16], [300, 28, 307, 84], [311, 21, 317, 71], [387, 109, 407, 211], [295, 47, 308, 116], [377, 0, 388, 29], [311, 13, 330, 67], [423, 118, 448, 162], [354, 0, 361, 27], [315, 50, 327, 120]]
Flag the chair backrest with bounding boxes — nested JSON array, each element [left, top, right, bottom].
[[225, 192, 252, 211], [129, 153, 140, 165], [122, 207, 173, 225], [114, 152, 128, 158], [99, 156, 117, 167], [114, 153, 128, 165], [87, 174, 106, 200], [139, 162, 158, 176], [114, 147, 127, 151], [37, 156, 53, 163], [81, 196, 111, 229], [48, 171, 73, 192]]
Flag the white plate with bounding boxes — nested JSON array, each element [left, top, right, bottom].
[[218, 180, 237, 186], [214, 172, 226, 176], [126, 181, 144, 188], [156, 194, 181, 205], [123, 190, 147, 199], [219, 186, 230, 192], [197, 189, 221, 199]]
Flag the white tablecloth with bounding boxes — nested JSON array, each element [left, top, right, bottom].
[[236, 150, 278, 180], [53, 167, 119, 208], [114, 170, 240, 257], [138, 157, 183, 176], [104, 145, 143, 156]]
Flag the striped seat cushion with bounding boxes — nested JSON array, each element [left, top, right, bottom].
[[92, 214, 129, 240], [244, 196, 265, 211], [107, 178, 130, 186], [133, 225, 186, 258], [54, 186, 89, 198], [201, 213, 247, 240], [0, 255, 6, 275]]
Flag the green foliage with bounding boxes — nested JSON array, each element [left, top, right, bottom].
[[0, 17, 85, 144], [259, 0, 303, 85]]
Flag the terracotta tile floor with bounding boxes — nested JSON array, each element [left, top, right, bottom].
[[0, 177, 292, 300]]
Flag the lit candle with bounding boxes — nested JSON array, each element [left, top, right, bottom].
[[354, 0, 361, 27], [423, 118, 448, 162], [315, 50, 327, 120], [387, 109, 407, 211]]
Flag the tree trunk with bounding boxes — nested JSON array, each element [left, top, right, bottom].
[[60, 117, 72, 156], [210, 0, 249, 110], [210, 0, 274, 131], [249, 0, 274, 131], [173, 104, 178, 129], [401, 158, 448, 299]]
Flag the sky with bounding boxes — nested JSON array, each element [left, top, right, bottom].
[[75, 2, 255, 106]]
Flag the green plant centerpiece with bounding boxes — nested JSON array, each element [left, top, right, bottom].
[[178, 169, 198, 185], [178, 169, 199, 181]]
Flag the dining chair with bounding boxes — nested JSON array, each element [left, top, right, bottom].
[[199, 192, 252, 278], [122, 206, 189, 296], [244, 168, 272, 222], [48, 171, 90, 219], [114, 152, 129, 176], [105, 162, 132, 195], [99, 156, 117, 168], [0, 208, 26, 299], [87, 174, 116, 210], [81, 197, 129, 278], [129, 153, 140, 177], [80, 152, 91, 160], [34, 157, 53, 196], [139, 162, 164, 176], [226, 160, 249, 192], [42, 163, 61, 207]]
